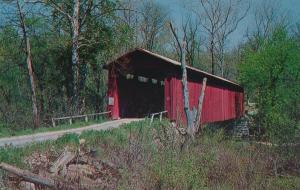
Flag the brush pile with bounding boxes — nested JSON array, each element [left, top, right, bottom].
[[0, 142, 121, 190]]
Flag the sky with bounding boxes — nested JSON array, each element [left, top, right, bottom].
[[156, 0, 300, 48]]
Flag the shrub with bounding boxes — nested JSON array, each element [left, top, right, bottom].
[[239, 26, 300, 143], [263, 108, 297, 143]]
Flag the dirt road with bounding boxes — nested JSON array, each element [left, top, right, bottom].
[[0, 119, 141, 147]]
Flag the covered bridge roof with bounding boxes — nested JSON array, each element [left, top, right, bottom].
[[104, 48, 243, 91]]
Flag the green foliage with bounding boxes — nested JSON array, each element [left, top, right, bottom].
[[263, 108, 297, 143], [0, 26, 32, 128], [0, 0, 135, 130], [239, 27, 300, 142]]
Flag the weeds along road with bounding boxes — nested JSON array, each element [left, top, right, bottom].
[[0, 119, 142, 147]]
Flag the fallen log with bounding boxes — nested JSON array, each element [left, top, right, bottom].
[[0, 162, 85, 189], [49, 150, 75, 175], [0, 162, 55, 188], [19, 181, 36, 190]]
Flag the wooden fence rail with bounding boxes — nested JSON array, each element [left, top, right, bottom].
[[149, 110, 168, 124], [51, 111, 111, 127]]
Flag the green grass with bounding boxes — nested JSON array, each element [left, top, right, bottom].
[[0, 119, 299, 189], [0, 118, 108, 138], [0, 120, 148, 167]]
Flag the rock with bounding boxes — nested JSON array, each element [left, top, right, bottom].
[[79, 139, 86, 145], [233, 116, 250, 138], [152, 123, 186, 150]]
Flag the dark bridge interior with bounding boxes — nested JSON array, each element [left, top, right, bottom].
[[117, 75, 164, 118]]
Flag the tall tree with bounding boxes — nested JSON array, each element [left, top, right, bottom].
[[214, 1, 248, 77], [193, 0, 248, 76], [118, 0, 139, 49], [182, 17, 202, 67], [239, 27, 300, 142], [41, 0, 86, 112], [16, 0, 40, 128], [33, 0, 119, 112], [139, 0, 168, 51]]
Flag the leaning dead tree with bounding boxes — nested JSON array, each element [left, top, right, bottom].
[[169, 23, 207, 139], [16, 0, 40, 128]]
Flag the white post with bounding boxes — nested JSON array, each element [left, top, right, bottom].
[[85, 115, 88, 122], [159, 112, 163, 121], [69, 118, 72, 125], [52, 118, 56, 127], [150, 114, 154, 125]]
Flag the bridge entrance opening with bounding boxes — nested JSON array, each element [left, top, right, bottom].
[[117, 75, 164, 118]]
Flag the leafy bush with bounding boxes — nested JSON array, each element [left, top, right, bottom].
[[239, 26, 300, 143], [263, 108, 297, 143]]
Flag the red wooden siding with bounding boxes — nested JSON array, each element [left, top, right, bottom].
[[164, 77, 244, 124], [107, 69, 119, 119]]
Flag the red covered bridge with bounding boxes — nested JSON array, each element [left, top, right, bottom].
[[104, 48, 244, 124]]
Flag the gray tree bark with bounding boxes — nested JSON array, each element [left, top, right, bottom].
[[195, 78, 207, 132], [0, 162, 55, 188], [169, 23, 207, 139], [71, 0, 80, 111], [17, 0, 40, 128], [36, 0, 82, 112]]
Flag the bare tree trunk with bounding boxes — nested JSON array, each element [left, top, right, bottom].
[[17, 0, 40, 128], [220, 50, 224, 77], [71, 0, 80, 112], [210, 38, 215, 74], [35, 0, 81, 113], [180, 39, 195, 138], [26, 38, 40, 128], [195, 78, 207, 132], [0, 162, 55, 188], [182, 18, 201, 67], [195, 0, 249, 76], [216, 37, 225, 77], [170, 23, 207, 140]]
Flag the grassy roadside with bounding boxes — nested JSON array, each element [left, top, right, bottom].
[[0, 119, 142, 169], [0, 118, 108, 138], [0, 119, 299, 189]]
